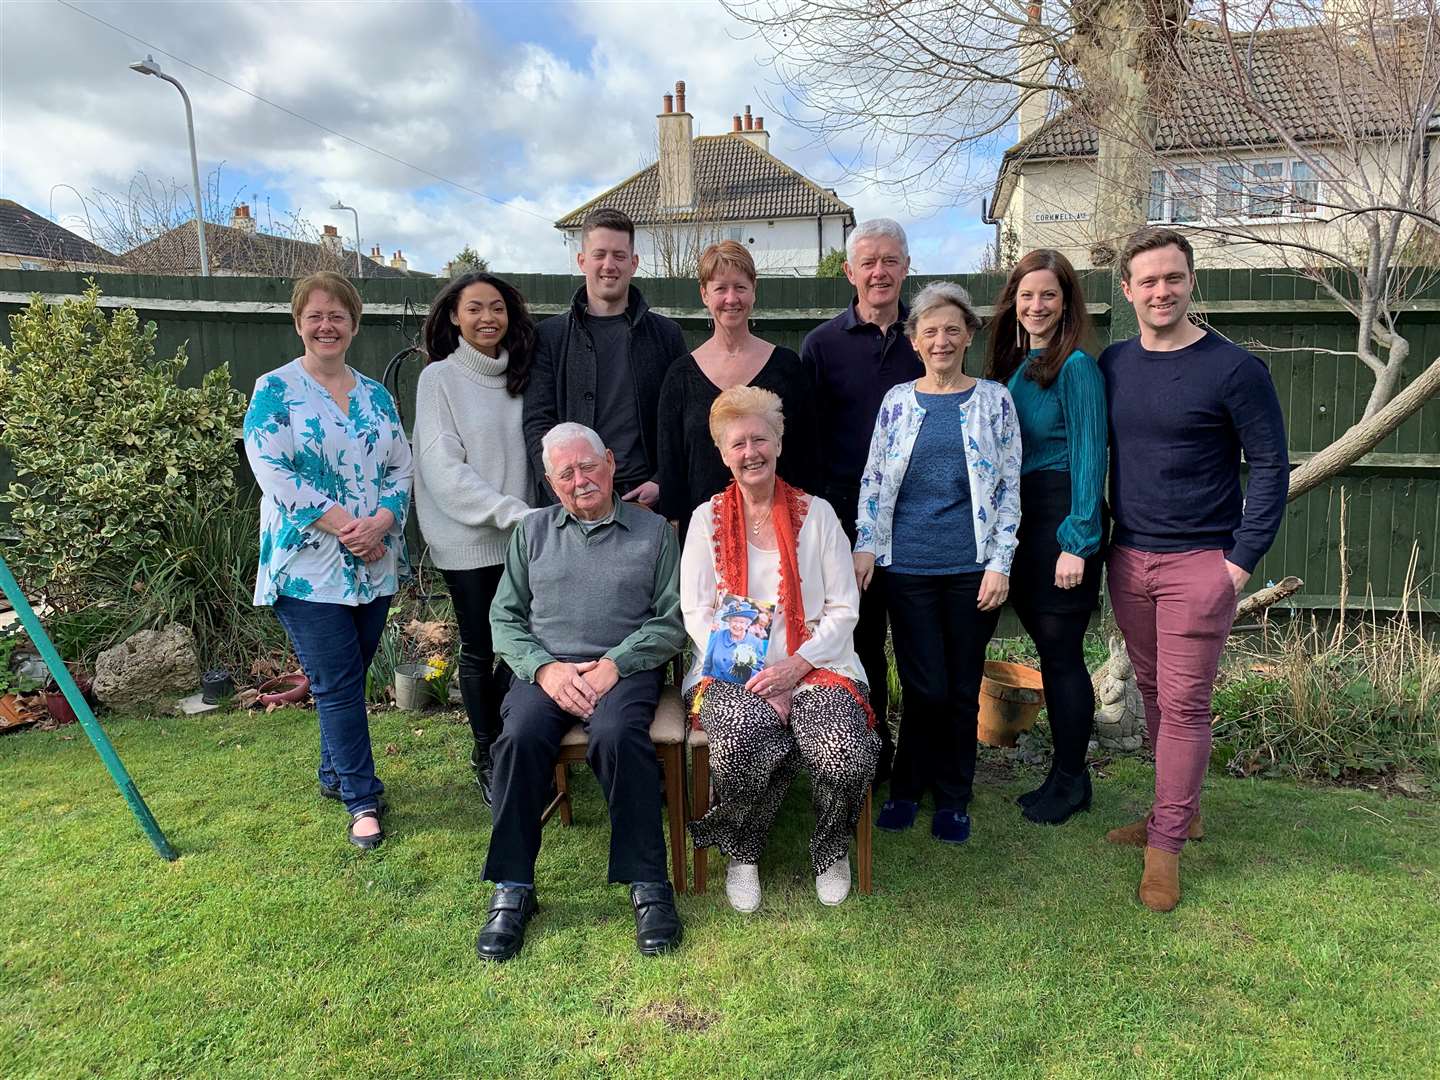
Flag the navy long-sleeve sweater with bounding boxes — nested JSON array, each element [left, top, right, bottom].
[[1099, 331, 1289, 572]]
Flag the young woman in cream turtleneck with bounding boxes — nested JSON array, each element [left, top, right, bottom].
[[415, 273, 537, 804]]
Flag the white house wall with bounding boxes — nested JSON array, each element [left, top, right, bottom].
[[1004, 140, 1437, 271], [563, 215, 850, 276]]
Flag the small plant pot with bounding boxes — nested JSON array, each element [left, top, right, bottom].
[[257, 672, 311, 707], [201, 669, 235, 705], [44, 689, 80, 726], [977, 660, 1045, 748], [393, 663, 431, 711]]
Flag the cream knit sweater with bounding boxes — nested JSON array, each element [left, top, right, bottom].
[[412, 341, 532, 570]]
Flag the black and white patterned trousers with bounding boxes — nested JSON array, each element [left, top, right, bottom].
[[687, 680, 880, 875]]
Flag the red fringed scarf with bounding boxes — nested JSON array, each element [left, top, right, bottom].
[[692, 478, 875, 729]]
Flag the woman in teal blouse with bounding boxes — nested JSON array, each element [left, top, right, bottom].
[[985, 249, 1107, 826]]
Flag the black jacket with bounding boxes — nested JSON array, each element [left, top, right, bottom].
[[522, 284, 686, 503]]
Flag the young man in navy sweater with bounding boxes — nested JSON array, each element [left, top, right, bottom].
[[1099, 228, 1288, 912]]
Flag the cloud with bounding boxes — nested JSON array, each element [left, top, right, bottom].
[[1, 0, 1001, 274]]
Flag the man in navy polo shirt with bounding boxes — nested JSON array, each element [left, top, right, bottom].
[[801, 218, 925, 779], [1100, 228, 1288, 913]]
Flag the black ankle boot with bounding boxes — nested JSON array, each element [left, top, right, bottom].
[[1016, 763, 1058, 809], [471, 737, 494, 806], [1022, 767, 1092, 825]]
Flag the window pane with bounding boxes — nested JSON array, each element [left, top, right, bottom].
[[1173, 167, 1204, 222], [1217, 165, 1246, 216], [1148, 171, 1167, 222], [1292, 161, 1318, 213], [1250, 161, 1285, 217]]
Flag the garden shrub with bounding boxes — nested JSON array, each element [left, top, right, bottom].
[[0, 282, 245, 609], [1212, 615, 1440, 786], [44, 490, 290, 671]]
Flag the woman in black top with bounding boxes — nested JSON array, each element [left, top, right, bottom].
[[657, 241, 820, 526]]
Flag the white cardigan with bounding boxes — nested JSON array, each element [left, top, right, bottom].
[[680, 494, 868, 693]]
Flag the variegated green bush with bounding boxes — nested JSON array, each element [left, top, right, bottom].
[[0, 282, 245, 606]]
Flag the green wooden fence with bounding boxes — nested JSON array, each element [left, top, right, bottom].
[[2, 267, 1437, 612]]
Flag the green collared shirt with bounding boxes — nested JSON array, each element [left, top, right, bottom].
[[490, 498, 685, 682]]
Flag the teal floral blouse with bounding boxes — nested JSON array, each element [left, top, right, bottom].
[[243, 359, 413, 606]]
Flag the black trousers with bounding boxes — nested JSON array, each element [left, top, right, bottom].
[[482, 666, 668, 886], [885, 570, 1002, 811], [440, 566, 511, 747], [828, 483, 893, 758]]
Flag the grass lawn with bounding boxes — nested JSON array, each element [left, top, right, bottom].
[[3, 705, 1437, 1079]]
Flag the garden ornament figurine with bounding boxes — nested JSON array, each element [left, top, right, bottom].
[[1091, 636, 1144, 754]]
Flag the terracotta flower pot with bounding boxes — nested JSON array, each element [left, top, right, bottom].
[[977, 660, 1045, 748]]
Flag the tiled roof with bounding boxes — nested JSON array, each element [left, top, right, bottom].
[[1004, 20, 1437, 165], [125, 222, 408, 278], [0, 199, 122, 265], [555, 134, 854, 228]]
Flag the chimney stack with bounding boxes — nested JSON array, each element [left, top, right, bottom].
[[370, 245, 383, 262], [1017, 2, 1052, 142], [320, 224, 343, 255], [231, 204, 256, 233], [390, 250, 408, 272], [737, 103, 771, 154], [656, 78, 695, 210]]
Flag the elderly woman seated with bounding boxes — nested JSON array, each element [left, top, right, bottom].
[[680, 386, 879, 912]]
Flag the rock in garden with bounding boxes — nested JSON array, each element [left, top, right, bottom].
[[1091, 635, 1146, 754], [93, 624, 201, 707]]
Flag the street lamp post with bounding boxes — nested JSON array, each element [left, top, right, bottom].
[[330, 200, 363, 278], [129, 54, 209, 276]]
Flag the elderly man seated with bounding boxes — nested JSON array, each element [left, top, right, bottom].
[[480, 422, 687, 962]]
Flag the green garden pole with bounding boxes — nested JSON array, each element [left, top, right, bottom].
[[0, 555, 178, 861]]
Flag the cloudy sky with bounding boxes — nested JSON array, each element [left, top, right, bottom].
[[1, 0, 1001, 275]]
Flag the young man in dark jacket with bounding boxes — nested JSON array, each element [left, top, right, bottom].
[[523, 208, 686, 510], [1100, 228, 1288, 914]]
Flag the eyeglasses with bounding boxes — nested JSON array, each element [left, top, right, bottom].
[[302, 312, 352, 327], [549, 460, 603, 484]]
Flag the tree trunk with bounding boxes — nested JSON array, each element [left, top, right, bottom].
[[1361, 336, 1409, 420], [1070, 0, 1189, 263], [1288, 350, 1440, 502]]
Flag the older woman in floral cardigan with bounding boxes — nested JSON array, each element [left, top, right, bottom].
[[853, 281, 1021, 846]]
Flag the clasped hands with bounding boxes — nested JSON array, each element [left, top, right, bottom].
[[537, 657, 621, 718], [745, 653, 813, 723], [325, 507, 394, 563]]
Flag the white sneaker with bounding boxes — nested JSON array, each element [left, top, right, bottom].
[[725, 861, 761, 913], [816, 856, 852, 906]]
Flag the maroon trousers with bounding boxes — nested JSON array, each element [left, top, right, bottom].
[[1106, 546, 1238, 853]]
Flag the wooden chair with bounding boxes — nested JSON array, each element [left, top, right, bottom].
[[687, 725, 873, 895], [540, 684, 690, 894]]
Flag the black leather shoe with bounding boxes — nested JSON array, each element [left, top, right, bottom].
[[630, 882, 683, 956], [475, 886, 538, 962], [347, 809, 384, 851], [470, 739, 494, 807]]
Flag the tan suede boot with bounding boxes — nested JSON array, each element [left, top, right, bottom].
[[1105, 813, 1205, 847], [1138, 846, 1181, 912]]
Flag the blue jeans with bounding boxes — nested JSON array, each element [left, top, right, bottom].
[[273, 595, 391, 814]]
